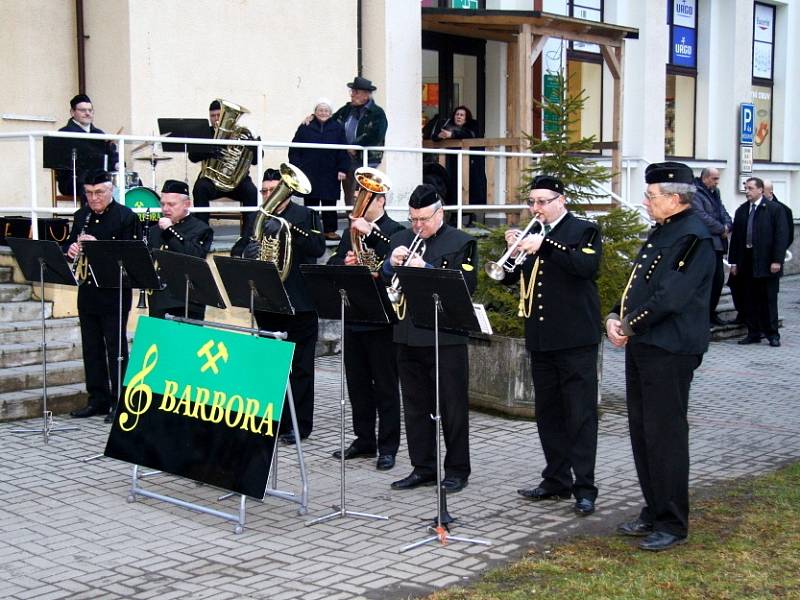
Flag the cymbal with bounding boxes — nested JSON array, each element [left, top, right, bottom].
[[134, 154, 173, 162]]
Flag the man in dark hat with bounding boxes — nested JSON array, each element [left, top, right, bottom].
[[238, 168, 326, 444], [56, 94, 119, 202], [63, 169, 140, 423], [188, 100, 259, 231], [606, 161, 715, 551], [146, 180, 214, 321], [382, 184, 477, 493], [332, 76, 388, 203], [501, 175, 603, 517]]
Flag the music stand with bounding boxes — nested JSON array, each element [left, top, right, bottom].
[[6, 238, 80, 443], [158, 118, 213, 183], [300, 264, 396, 526], [43, 136, 106, 204], [152, 250, 226, 318], [394, 266, 490, 551]]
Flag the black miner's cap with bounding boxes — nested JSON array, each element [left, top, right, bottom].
[[645, 161, 694, 185], [161, 179, 189, 196], [408, 184, 440, 209], [530, 175, 564, 195]]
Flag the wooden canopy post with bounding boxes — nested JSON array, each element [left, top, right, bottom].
[[602, 43, 624, 197]]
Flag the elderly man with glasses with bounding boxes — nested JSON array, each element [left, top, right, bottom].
[[381, 184, 477, 493], [606, 162, 716, 552], [498, 175, 603, 517]]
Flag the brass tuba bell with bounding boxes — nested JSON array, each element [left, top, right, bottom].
[[199, 99, 255, 193], [351, 166, 392, 272], [252, 163, 312, 281]]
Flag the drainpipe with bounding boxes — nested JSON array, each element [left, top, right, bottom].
[[357, 0, 363, 76], [76, 0, 86, 93]]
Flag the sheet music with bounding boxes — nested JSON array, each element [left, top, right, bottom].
[[472, 303, 493, 335]]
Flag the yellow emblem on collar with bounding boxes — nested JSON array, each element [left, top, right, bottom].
[[462, 264, 474, 271], [581, 248, 596, 254]]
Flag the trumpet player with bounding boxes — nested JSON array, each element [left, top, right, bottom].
[[382, 184, 477, 493], [146, 180, 214, 321], [501, 175, 602, 516], [63, 170, 140, 422]]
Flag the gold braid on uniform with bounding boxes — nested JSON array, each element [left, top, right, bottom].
[[518, 257, 540, 318]]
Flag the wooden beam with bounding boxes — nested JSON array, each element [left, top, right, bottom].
[[610, 45, 624, 197], [600, 44, 621, 80], [530, 34, 548, 66]]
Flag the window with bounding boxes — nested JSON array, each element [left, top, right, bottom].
[[569, 0, 603, 54], [665, 0, 698, 157], [566, 58, 603, 148], [752, 2, 775, 161]]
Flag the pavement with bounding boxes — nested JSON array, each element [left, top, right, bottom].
[[2, 277, 800, 600]]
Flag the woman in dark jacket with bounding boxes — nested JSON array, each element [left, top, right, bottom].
[[288, 98, 349, 239], [429, 105, 487, 223]]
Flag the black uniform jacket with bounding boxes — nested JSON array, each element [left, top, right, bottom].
[[728, 198, 789, 278], [241, 201, 326, 312], [64, 201, 140, 313], [383, 224, 478, 347], [147, 215, 214, 314], [56, 120, 119, 195], [611, 208, 715, 355], [503, 212, 602, 352], [772, 195, 794, 249]]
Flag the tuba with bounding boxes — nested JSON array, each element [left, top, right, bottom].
[[252, 163, 312, 282], [199, 99, 254, 193], [351, 167, 392, 272]]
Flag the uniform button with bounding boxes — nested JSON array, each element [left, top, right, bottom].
[[539, 316, 544, 321], [537, 294, 542, 298], [642, 254, 647, 259], [647, 243, 653, 248], [637, 264, 642, 269], [538, 282, 542, 286], [538, 305, 543, 309]]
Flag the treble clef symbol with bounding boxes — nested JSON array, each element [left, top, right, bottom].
[[118, 344, 158, 432]]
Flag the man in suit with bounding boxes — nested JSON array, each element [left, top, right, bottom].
[[763, 179, 794, 251], [606, 161, 716, 552], [147, 180, 214, 321], [381, 184, 478, 493], [502, 175, 602, 516], [728, 177, 789, 346], [327, 192, 405, 470]]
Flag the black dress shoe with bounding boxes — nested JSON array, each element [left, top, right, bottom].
[[376, 454, 395, 471], [390, 472, 436, 490], [441, 476, 468, 493], [517, 486, 571, 500], [70, 405, 107, 418], [639, 531, 687, 551], [331, 442, 376, 460], [768, 337, 781, 347], [616, 518, 654, 537], [104, 412, 114, 424], [709, 314, 728, 326], [573, 498, 595, 516], [278, 431, 308, 445], [738, 335, 762, 345]]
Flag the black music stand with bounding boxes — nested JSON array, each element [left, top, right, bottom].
[[394, 266, 491, 551], [43, 137, 106, 204], [158, 118, 214, 184], [152, 250, 226, 318], [6, 238, 80, 443], [300, 264, 396, 526]]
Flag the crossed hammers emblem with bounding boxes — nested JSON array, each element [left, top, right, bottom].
[[197, 340, 229, 374]]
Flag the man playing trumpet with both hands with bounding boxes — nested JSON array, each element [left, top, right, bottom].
[[496, 175, 602, 516]]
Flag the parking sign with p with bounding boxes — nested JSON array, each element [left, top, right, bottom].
[[740, 103, 755, 145]]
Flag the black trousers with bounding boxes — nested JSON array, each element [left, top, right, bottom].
[[192, 176, 258, 231], [709, 251, 725, 316], [397, 344, 470, 480], [739, 249, 780, 338], [254, 311, 318, 438], [343, 327, 401, 455], [79, 310, 130, 412], [625, 343, 701, 538], [303, 196, 338, 234], [530, 345, 599, 501]]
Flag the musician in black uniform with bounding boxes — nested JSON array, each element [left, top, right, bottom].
[[147, 180, 214, 321], [606, 162, 715, 552], [328, 192, 405, 470], [239, 168, 326, 444], [502, 175, 602, 516], [189, 100, 259, 227], [64, 170, 140, 423], [382, 184, 478, 493], [56, 94, 119, 202]]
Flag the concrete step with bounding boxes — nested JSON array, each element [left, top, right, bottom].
[[0, 317, 82, 344], [0, 339, 82, 368], [0, 283, 29, 302], [0, 359, 85, 393], [0, 266, 11, 283], [0, 300, 52, 322], [0, 383, 87, 421]]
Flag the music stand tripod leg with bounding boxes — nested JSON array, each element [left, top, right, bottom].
[[306, 290, 388, 526]]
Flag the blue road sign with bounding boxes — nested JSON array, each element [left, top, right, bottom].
[[740, 103, 755, 145]]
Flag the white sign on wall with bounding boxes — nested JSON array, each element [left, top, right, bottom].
[[673, 0, 696, 29], [753, 3, 774, 42]]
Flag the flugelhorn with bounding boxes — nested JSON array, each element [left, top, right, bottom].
[[386, 231, 426, 305], [351, 166, 391, 272], [484, 218, 543, 281]]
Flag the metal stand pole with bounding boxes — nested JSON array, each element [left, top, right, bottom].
[[307, 289, 388, 526], [11, 260, 79, 442], [401, 294, 490, 552]]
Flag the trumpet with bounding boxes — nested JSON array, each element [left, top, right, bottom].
[[387, 231, 426, 306], [484, 218, 543, 281], [71, 211, 93, 284]]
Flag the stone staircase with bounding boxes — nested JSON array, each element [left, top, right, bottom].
[[0, 265, 86, 421]]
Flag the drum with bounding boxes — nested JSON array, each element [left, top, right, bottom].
[[111, 170, 141, 192], [124, 186, 162, 223]]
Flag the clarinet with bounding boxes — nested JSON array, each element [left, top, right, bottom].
[[137, 208, 151, 309]]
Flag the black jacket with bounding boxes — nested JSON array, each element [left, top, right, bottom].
[[332, 99, 388, 167], [503, 212, 602, 352], [241, 201, 326, 312], [691, 177, 731, 252], [288, 118, 350, 200], [64, 201, 140, 314], [56, 120, 119, 196], [728, 198, 789, 278], [147, 215, 214, 314], [611, 208, 715, 355], [383, 224, 478, 347], [771, 194, 794, 249]]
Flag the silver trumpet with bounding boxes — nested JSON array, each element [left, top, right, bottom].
[[484, 217, 543, 281], [387, 231, 426, 304]]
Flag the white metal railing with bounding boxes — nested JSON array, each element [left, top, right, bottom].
[[0, 130, 643, 237]]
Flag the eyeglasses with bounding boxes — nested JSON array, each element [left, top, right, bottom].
[[408, 209, 440, 224], [642, 191, 674, 201], [527, 195, 560, 207], [74, 107, 94, 113]]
